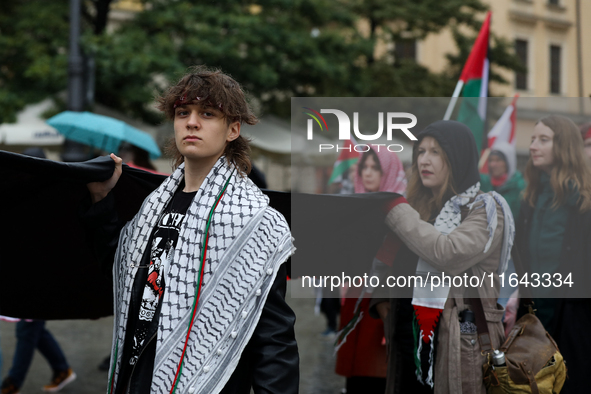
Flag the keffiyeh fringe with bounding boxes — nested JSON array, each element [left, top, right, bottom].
[[411, 182, 515, 387], [109, 157, 293, 394]]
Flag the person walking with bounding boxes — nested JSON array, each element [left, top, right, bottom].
[[514, 115, 591, 394], [0, 321, 76, 394], [84, 66, 298, 393], [372, 120, 514, 393]]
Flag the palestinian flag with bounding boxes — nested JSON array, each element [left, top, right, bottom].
[[487, 94, 519, 149], [327, 138, 361, 184], [479, 94, 519, 171], [455, 11, 491, 152]]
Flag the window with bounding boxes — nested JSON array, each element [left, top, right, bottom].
[[515, 39, 528, 90], [394, 39, 416, 62], [548, 0, 560, 5], [550, 45, 561, 94]]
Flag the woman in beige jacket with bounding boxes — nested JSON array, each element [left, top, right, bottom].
[[372, 120, 514, 394]]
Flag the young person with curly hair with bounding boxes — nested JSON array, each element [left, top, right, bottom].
[[85, 66, 298, 394]]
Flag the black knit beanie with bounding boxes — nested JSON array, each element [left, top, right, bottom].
[[414, 120, 480, 194]]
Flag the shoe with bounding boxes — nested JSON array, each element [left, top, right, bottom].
[[1, 377, 21, 394], [42, 368, 77, 392]]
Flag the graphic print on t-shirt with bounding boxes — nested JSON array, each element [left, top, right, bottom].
[[139, 214, 183, 320], [129, 192, 194, 366]]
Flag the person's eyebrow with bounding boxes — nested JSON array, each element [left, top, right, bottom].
[[202, 104, 220, 113]]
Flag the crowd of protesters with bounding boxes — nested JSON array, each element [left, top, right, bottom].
[[1, 65, 591, 394], [332, 115, 591, 394]]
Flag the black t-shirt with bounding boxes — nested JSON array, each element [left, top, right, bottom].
[[116, 185, 196, 393]]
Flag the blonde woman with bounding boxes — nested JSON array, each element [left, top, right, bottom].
[[514, 115, 591, 394], [373, 120, 514, 393]]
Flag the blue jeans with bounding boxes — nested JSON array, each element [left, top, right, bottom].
[[8, 321, 69, 387]]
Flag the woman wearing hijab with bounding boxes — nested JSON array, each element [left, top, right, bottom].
[[372, 120, 514, 393], [514, 115, 591, 393], [335, 147, 406, 394]]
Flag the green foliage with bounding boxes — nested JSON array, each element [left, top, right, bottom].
[[0, 91, 25, 124], [349, 0, 522, 97], [0, 1, 71, 122], [357, 60, 458, 97], [89, 0, 368, 121], [0, 0, 524, 124], [348, 0, 488, 44], [447, 25, 526, 91]]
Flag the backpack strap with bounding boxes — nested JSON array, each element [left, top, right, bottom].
[[469, 297, 492, 354]]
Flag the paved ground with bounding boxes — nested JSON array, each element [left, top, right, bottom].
[[0, 279, 345, 394]]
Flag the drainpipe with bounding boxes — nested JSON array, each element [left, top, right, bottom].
[[576, 0, 584, 113]]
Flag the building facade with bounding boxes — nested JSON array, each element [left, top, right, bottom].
[[416, 0, 591, 153]]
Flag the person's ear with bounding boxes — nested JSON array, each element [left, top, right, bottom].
[[227, 121, 241, 142]]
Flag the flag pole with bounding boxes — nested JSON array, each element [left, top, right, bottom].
[[478, 148, 490, 171], [445, 11, 491, 122], [480, 11, 491, 152], [443, 80, 464, 120]]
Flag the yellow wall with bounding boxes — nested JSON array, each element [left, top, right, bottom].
[[419, 0, 589, 97], [417, 0, 591, 153]]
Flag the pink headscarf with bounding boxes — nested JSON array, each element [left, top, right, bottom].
[[354, 147, 407, 194]]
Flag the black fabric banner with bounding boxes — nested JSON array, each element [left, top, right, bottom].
[[0, 150, 399, 319]]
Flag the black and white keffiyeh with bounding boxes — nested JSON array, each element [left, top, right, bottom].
[[412, 182, 515, 309], [109, 157, 294, 394], [408, 120, 517, 387], [410, 182, 515, 386]]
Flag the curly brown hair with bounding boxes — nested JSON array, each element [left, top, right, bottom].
[[157, 66, 258, 175]]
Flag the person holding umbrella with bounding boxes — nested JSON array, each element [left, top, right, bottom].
[[84, 66, 298, 393]]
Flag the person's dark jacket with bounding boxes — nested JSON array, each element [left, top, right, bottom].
[[513, 199, 591, 394], [83, 192, 299, 394]]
